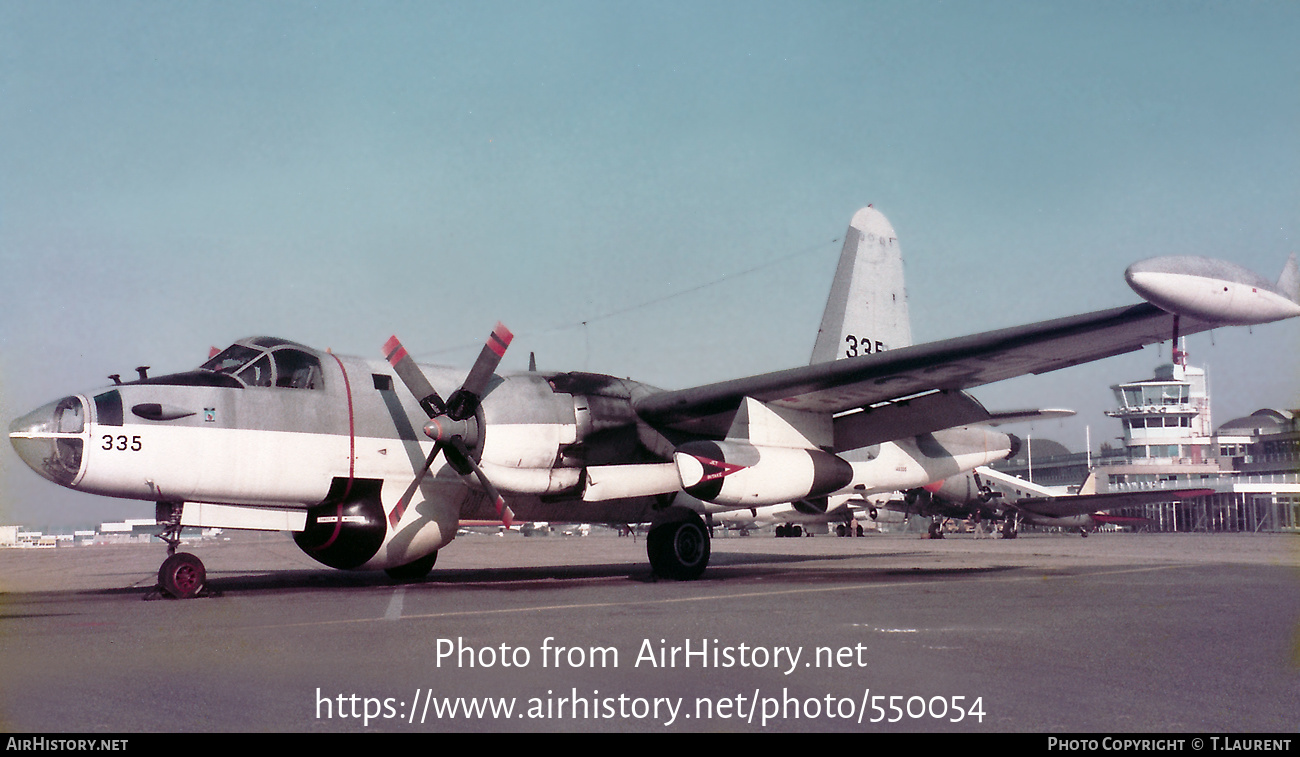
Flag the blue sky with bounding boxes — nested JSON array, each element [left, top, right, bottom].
[[2, 1, 1297, 528]]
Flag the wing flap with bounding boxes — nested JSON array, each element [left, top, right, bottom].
[[832, 390, 991, 452]]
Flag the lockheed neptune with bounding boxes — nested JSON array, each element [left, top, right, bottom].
[[10, 208, 1299, 597]]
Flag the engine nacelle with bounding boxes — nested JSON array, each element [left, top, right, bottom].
[[673, 440, 853, 507]]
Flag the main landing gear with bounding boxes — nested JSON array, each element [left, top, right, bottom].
[[1000, 515, 1019, 540], [151, 502, 210, 599], [647, 510, 710, 581]]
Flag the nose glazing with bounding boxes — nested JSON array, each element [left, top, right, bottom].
[[9, 396, 87, 486]]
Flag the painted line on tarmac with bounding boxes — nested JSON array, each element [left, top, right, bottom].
[[383, 586, 406, 621], [254, 563, 1190, 630]]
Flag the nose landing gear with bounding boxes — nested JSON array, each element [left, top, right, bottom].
[[149, 502, 212, 599]]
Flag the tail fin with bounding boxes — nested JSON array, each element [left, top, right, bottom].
[[810, 206, 912, 365], [1276, 252, 1299, 304]]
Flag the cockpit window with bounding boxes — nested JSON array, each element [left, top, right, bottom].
[[272, 349, 324, 389], [237, 355, 274, 387], [199, 340, 324, 390], [202, 345, 262, 374], [250, 337, 295, 348]]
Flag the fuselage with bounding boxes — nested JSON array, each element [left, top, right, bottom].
[[10, 336, 1015, 571]]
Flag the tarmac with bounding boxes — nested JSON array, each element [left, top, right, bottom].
[[0, 528, 1297, 733]]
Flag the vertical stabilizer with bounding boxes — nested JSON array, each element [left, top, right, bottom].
[[1276, 252, 1299, 304], [810, 206, 912, 365]]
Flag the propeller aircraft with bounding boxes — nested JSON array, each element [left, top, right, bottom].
[[9, 208, 1299, 597], [892, 466, 1213, 539]]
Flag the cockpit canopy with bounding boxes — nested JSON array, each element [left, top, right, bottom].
[[200, 337, 324, 389]]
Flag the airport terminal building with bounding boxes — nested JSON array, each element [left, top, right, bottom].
[[992, 360, 1300, 532]]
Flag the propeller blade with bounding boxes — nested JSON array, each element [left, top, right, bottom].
[[448, 437, 514, 527], [446, 322, 512, 420], [383, 335, 447, 418], [389, 442, 444, 528], [384, 325, 514, 527]]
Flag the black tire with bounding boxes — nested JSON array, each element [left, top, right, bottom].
[[647, 514, 710, 580], [384, 550, 439, 582], [159, 552, 206, 599]]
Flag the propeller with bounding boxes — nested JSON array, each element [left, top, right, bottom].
[[382, 323, 515, 527], [972, 470, 1001, 504]]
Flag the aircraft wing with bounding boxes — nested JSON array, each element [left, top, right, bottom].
[[1007, 488, 1213, 519], [635, 301, 1216, 437]]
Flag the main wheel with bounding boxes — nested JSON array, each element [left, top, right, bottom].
[[158, 552, 206, 599], [384, 550, 439, 582], [647, 513, 710, 580]]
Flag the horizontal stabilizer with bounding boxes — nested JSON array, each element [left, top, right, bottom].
[[984, 408, 1076, 426]]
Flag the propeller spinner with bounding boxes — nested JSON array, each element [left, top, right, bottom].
[[382, 324, 515, 526]]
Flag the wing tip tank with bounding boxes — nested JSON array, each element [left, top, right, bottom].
[[1125, 255, 1300, 325]]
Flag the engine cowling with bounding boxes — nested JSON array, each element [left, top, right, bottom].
[[673, 440, 853, 507]]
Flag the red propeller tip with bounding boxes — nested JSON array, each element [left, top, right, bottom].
[[488, 323, 513, 357]]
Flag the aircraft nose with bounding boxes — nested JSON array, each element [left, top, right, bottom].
[[9, 396, 87, 486]]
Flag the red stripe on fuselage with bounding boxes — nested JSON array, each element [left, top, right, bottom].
[[315, 353, 357, 552]]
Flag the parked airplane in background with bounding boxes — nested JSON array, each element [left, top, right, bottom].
[[709, 500, 860, 537], [10, 206, 1298, 597], [893, 467, 1213, 538]]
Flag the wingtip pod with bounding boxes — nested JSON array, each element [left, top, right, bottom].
[[1124, 255, 1300, 325]]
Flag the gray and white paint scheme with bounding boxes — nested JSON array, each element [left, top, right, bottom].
[[11, 208, 1298, 594]]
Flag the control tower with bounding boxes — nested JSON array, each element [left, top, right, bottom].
[[1105, 358, 1213, 465]]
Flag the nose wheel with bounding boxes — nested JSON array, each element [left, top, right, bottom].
[[149, 502, 212, 599], [158, 552, 207, 598]]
